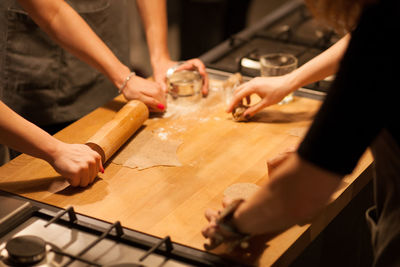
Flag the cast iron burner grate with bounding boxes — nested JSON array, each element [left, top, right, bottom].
[[0, 192, 242, 267], [0, 207, 175, 267]]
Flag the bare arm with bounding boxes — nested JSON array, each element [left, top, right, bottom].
[[136, 0, 170, 71], [202, 153, 341, 239], [234, 154, 341, 234], [17, 0, 166, 112], [0, 101, 102, 187], [227, 34, 351, 117], [136, 0, 209, 95], [287, 33, 350, 90], [17, 0, 129, 89]]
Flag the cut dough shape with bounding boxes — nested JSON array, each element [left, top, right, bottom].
[[113, 131, 182, 170], [224, 183, 261, 200]]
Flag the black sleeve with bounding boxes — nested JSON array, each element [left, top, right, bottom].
[[298, 0, 398, 175]]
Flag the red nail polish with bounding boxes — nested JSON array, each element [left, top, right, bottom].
[[157, 103, 165, 110]]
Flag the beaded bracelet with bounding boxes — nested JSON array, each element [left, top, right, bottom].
[[118, 72, 136, 94]]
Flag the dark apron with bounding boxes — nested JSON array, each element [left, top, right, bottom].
[[366, 129, 400, 267], [0, 0, 129, 126]]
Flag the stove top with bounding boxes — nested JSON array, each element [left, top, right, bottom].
[[201, 0, 342, 96], [0, 192, 241, 267]]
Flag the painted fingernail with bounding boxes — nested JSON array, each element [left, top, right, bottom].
[[100, 166, 104, 173], [157, 103, 165, 110]]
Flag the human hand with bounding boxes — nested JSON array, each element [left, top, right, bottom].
[[49, 142, 103, 187], [202, 197, 232, 244], [153, 58, 209, 96], [226, 76, 294, 119], [175, 59, 209, 96], [152, 58, 177, 93], [202, 198, 250, 251], [122, 75, 166, 112]]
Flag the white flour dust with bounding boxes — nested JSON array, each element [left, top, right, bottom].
[[153, 127, 170, 140]]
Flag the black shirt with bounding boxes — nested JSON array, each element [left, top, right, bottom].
[[298, 0, 400, 175]]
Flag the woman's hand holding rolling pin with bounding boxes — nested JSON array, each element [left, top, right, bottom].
[[0, 101, 104, 188], [48, 142, 104, 187]]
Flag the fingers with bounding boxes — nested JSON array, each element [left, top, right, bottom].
[[191, 59, 209, 96], [56, 144, 103, 188], [68, 174, 80, 187], [79, 163, 90, 187], [226, 83, 250, 112], [202, 208, 219, 239], [205, 208, 219, 222], [201, 70, 209, 96], [242, 99, 267, 118], [245, 95, 251, 106], [222, 196, 234, 207], [155, 78, 168, 93], [227, 80, 270, 118], [89, 152, 102, 184], [123, 77, 167, 112], [176, 59, 209, 96], [139, 93, 166, 112], [77, 151, 98, 187], [202, 222, 218, 239]]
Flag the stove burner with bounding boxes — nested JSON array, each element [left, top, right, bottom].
[[5, 236, 46, 265]]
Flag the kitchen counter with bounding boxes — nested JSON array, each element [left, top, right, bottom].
[[0, 82, 372, 266]]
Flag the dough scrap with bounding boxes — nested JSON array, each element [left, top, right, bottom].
[[232, 104, 249, 122], [224, 183, 260, 200], [113, 131, 182, 170]]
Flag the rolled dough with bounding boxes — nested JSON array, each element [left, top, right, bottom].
[[112, 131, 182, 170]]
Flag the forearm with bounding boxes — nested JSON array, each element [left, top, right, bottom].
[[0, 102, 60, 163], [234, 154, 342, 235], [136, 0, 170, 66], [17, 0, 130, 89], [286, 34, 351, 91]]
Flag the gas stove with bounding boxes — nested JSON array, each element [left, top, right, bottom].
[[0, 191, 242, 267], [201, 0, 342, 98]]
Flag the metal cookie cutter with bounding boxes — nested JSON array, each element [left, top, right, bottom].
[[166, 62, 202, 99]]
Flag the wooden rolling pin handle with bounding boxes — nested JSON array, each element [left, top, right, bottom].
[[86, 100, 149, 163]]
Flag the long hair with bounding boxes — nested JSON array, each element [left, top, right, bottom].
[[304, 0, 378, 33]]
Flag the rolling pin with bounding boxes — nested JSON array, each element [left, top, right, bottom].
[[86, 100, 149, 163]]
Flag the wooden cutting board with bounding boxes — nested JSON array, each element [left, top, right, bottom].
[[0, 87, 372, 266]]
